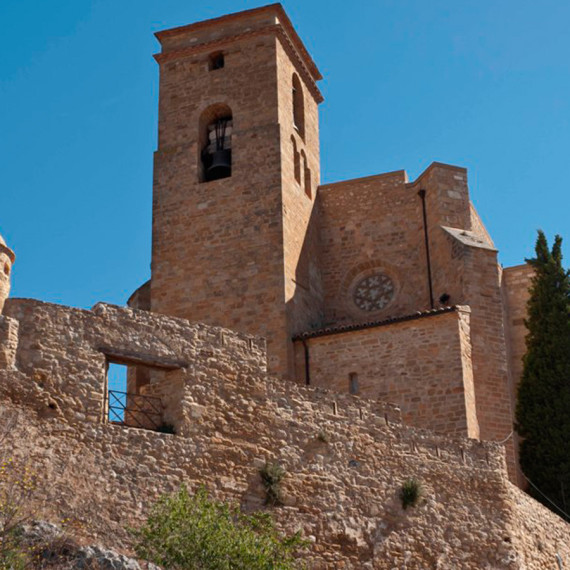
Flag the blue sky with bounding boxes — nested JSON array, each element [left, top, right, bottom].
[[1, 0, 568, 309]]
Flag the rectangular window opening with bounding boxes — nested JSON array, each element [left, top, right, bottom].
[[105, 359, 173, 434], [349, 372, 359, 395]]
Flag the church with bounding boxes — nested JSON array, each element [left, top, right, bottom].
[[125, 3, 533, 482]]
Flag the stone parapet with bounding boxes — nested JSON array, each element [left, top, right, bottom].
[[0, 315, 18, 369]]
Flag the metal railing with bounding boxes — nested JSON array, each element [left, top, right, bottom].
[[107, 389, 163, 431]]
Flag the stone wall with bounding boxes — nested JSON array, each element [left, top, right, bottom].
[[508, 484, 570, 568], [0, 296, 568, 568], [0, 240, 15, 314], [318, 170, 428, 327], [2, 298, 266, 429], [502, 263, 533, 397], [276, 35, 324, 367], [0, 315, 18, 369], [502, 263, 534, 487], [294, 307, 479, 438], [150, 5, 323, 379]]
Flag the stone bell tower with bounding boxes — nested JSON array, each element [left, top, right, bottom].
[[149, 5, 324, 377], [0, 234, 15, 315]]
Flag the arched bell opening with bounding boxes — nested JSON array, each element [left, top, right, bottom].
[[292, 73, 305, 139], [199, 103, 233, 183]]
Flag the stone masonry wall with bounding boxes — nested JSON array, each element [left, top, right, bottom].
[[0, 246, 14, 314], [276, 36, 324, 363], [295, 307, 480, 438], [502, 264, 533, 398], [2, 299, 266, 429], [404, 164, 516, 480], [502, 263, 534, 487], [0, 297, 568, 568], [150, 23, 290, 376], [463, 247, 517, 479], [318, 170, 432, 327]]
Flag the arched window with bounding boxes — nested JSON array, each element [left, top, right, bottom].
[[300, 150, 311, 199], [199, 103, 233, 182], [291, 136, 300, 184], [292, 73, 305, 138]]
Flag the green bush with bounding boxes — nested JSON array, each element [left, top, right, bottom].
[[316, 430, 330, 443], [260, 462, 286, 507], [400, 478, 423, 510], [132, 486, 307, 569], [0, 459, 38, 569]]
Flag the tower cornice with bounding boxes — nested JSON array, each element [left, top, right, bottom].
[[154, 4, 323, 104]]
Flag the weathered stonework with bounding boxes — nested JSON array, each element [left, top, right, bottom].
[[124, 4, 534, 487], [294, 307, 479, 438], [0, 298, 568, 568], [0, 233, 15, 315], [1, 5, 565, 568]]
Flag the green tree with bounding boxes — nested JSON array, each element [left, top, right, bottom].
[[132, 486, 307, 569], [515, 231, 570, 520]]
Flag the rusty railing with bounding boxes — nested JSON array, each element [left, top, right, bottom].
[[107, 389, 162, 431]]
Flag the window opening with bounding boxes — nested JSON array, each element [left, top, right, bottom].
[[349, 373, 359, 395], [105, 360, 167, 432], [301, 150, 311, 199], [107, 362, 128, 423], [292, 73, 305, 138], [209, 52, 224, 70], [291, 136, 300, 183]]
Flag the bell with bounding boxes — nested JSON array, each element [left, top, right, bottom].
[[206, 148, 232, 180]]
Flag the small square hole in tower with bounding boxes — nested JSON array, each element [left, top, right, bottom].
[[209, 52, 224, 70]]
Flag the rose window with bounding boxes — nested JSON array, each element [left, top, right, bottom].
[[353, 274, 395, 312]]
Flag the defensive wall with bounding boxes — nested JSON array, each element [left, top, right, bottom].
[[0, 298, 568, 569]]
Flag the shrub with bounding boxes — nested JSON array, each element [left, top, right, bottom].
[[260, 462, 286, 507], [400, 478, 423, 510], [132, 486, 307, 569], [0, 459, 38, 568], [316, 430, 329, 443]]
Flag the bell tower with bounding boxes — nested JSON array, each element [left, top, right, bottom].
[[149, 5, 323, 377]]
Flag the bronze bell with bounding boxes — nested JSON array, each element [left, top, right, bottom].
[[207, 148, 232, 179]]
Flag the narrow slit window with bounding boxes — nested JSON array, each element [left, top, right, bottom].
[[291, 136, 300, 183], [301, 150, 311, 199], [349, 373, 359, 395]]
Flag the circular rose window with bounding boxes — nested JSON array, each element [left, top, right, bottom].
[[353, 273, 395, 312]]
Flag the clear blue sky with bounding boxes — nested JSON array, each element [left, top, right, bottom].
[[1, 0, 569, 309]]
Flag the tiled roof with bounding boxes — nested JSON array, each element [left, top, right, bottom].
[[293, 306, 457, 341]]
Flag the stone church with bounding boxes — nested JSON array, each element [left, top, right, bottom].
[[2, 6, 570, 566], [123, 4, 534, 482]]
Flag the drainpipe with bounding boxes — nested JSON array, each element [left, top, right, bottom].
[[301, 339, 311, 385], [418, 189, 435, 309]]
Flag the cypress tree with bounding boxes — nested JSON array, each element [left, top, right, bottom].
[[515, 230, 570, 520]]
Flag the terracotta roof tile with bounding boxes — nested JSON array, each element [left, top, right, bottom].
[[293, 306, 457, 341]]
